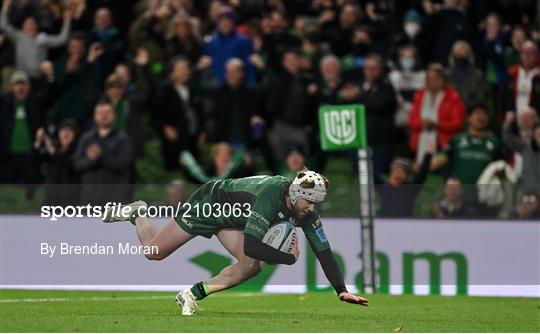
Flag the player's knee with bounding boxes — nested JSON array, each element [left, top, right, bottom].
[[144, 248, 165, 261], [242, 260, 263, 277]]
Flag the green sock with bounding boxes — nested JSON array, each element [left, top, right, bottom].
[[203, 282, 210, 295], [190, 281, 211, 300], [129, 207, 147, 225]]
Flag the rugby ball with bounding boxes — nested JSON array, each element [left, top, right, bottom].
[[262, 222, 297, 253]]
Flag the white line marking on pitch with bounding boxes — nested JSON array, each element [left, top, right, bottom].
[[0, 295, 169, 303], [0, 293, 270, 303]]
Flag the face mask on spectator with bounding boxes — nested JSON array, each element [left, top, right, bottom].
[[400, 58, 415, 71], [352, 42, 370, 55], [455, 57, 469, 68], [404, 22, 420, 38], [305, 31, 321, 44]]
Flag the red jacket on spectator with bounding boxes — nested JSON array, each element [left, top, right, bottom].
[[506, 64, 540, 113], [408, 85, 466, 151]]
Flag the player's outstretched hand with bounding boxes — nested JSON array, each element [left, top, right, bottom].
[[338, 292, 368, 306], [290, 234, 300, 263]]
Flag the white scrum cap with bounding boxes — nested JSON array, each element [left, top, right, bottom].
[[288, 170, 328, 204]]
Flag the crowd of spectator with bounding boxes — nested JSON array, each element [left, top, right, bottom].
[[0, 0, 539, 219]]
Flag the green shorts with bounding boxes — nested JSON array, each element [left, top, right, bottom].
[[175, 180, 222, 239]]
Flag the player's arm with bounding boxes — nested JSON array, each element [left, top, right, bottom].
[[303, 220, 368, 306], [243, 234, 296, 265], [302, 223, 346, 295], [243, 188, 296, 265]]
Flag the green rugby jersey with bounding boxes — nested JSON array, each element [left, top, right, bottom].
[[180, 175, 330, 251], [447, 131, 501, 185]]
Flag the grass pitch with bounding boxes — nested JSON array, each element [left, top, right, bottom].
[[1, 289, 539, 332]]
